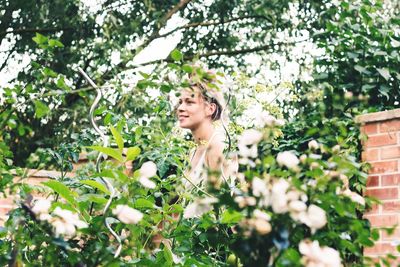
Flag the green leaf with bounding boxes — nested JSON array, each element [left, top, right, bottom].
[[170, 49, 183, 61], [43, 67, 58, 78], [134, 198, 155, 209], [126, 146, 141, 161], [221, 209, 243, 224], [32, 33, 47, 45], [80, 179, 110, 194], [377, 68, 391, 80], [163, 246, 173, 266], [34, 100, 50, 118], [48, 39, 64, 48], [182, 64, 193, 73], [87, 146, 123, 162], [110, 126, 124, 151], [42, 180, 77, 206]]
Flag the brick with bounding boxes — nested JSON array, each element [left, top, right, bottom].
[[382, 201, 400, 212], [366, 133, 398, 147], [381, 228, 400, 240], [364, 242, 398, 255], [0, 198, 14, 206], [369, 161, 398, 174], [366, 175, 379, 187], [362, 149, 380, 161], [365, 214, 398, 227], [381, 174, 400, 186], [380, 120, 400, 133], [365, 203, 380, 215], [362, 123, 378, 135], [366, 187, 398, 200], [381, 146, 400, 160]]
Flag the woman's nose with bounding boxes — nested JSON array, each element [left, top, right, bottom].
[[177, 102, 185, 111]]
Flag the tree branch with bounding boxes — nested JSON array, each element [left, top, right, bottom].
[[128, 38, 310, 68], [156, 15, 272, 40], [0, 27, 74, 36], [0, 47, 16, 72], [142, 0, 193, 49]]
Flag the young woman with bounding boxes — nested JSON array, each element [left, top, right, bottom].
[[176, 75, 236, 192]]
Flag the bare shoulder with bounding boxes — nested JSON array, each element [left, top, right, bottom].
[[205, 132, 226, 170]]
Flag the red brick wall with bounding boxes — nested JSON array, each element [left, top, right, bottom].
[[359, 108, 400, 261], [0, 154, 133, 226]]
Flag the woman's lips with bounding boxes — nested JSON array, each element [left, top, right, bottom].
[[178, 115, 189, 122]]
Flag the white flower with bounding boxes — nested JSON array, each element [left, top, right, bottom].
[[110, 50, 121, 65], [271, 179, 290, 213], [238, 129, 263, 146], [253, 209, 271, 221], [50, 207, 88, 238], [253, 218, 272, 235], [140, 161, 157, 178], [308, 140, 319, 150], [342, 189, 365, 206], [183, 197, 218, 219], [139, 161, 157, 188], [299, 240, 341, 267], [112, 205, 143, 224], [139, 176, 156, 189], [53, 207, 88, 229], [32, 199, 51, 216], [234, 196, 256, 208], [276, 151, 300, 170], [238, 144, 258, 159], [252, 177, 269, 197], [53, 219, 76, 237], [299, 204, 327, 233]]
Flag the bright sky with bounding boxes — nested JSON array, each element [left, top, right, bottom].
[[0, 0, 317, 88]]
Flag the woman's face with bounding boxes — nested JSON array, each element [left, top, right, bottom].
[[177, 88, 212, 130]]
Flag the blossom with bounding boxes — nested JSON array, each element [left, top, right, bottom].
[[299, 240, 341, 267], [276, 151, 300, 170], [50, 207, 88, 238], [112, 205, 143, 224], [271, 179, 290, 213], [139, 176, 156, 189], [139, 161, 157, 188], [248, 209, 272, 235], [298, 204, 327, 233], [308, 140, 319, 150], [183, 197, 218, 219], [140, 161, 157, 178], [234, 196, 256, 208], [32, 199, 51, 217], [252, 177, 269, 197], [342, 189, 365, 206], [239, 129, 263, 146]]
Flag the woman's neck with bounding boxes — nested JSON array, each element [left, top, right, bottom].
[[192, 121, 215, 145]]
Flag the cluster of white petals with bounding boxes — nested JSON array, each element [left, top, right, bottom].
[[32, 199, 52, 221], [299, 240, 341, 267], [308, 140, 320, 151], [139, 161, 157, 189], [51, 207, 88, 238], [260, 112, 285, 127], [276, 151, 300, 170], [183, 197, 218, 219], [342, 189, 365, 206], [112, 205, 143, 224], [248, 209, 272, 235], [336, 173, 365, 206], [297, 204, 327, 233], [32, 199, 88, 239], [238, 129, 263, 167]]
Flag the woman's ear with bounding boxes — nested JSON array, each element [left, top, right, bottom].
[[206, 102, 217, 117]]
